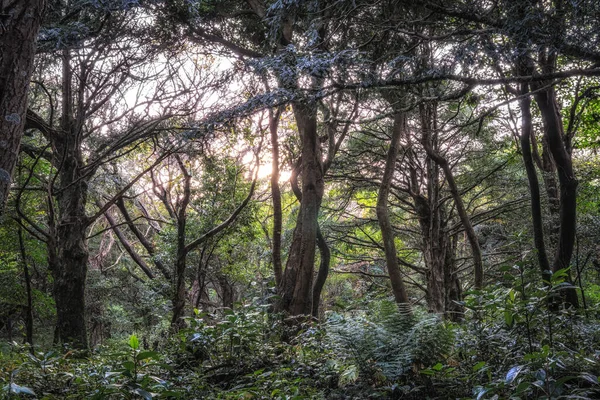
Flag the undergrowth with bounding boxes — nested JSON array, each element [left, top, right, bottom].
[[1, 273, 600, 399]]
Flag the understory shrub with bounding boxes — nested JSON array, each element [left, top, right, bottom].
[[1, 288, 599, 399]]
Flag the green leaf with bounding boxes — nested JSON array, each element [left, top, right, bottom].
[[551, 268, 570, 284], [514, 381, 531, 394], [473, 361, 486, 372], [122, 361, 135, 371], [556, 375, 577, 385], [157, 391, 182, 398], [129, 334, 140, 350], [339, 365, 358, 385], [551, 282, 577, 291], [432, 363, 444, 371], [504, 310, 514, 327], [552, 268, 569, 279]]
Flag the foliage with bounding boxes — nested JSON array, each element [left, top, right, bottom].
[[1, 292, 600, 399], [326, 300, 452, 385], [451, 267, 600, 400], [2, 0, 600, 398], [0, 338, 179, 399]]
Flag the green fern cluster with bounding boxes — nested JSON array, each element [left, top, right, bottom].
[[325, 300, 453, 383]]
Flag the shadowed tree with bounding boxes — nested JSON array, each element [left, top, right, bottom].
[[20, 4, 204, 347], [0, 0, 45, 217]]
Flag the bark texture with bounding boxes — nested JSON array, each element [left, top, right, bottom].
[[269, 107, 283, 288], [104, 209, 155, 279], [171, 155, 192, 329], [533, 85, 579, 307], [288, 155, 331, 319], [279, 102, 324, 316], [53, 158, 90, 348], [46, 50, 90, 348], [0, 0, 45, 216], [519, 83, 552, 282], [116, 198, 172, 280], [414, 106, 445, 313], [376, 112, 410, 306], [311, 226, 330, 318], [406, 103, 463, 318]]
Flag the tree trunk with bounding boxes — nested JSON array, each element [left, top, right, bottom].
[[420, 104, 484, 289], [171, 252, 188, 328], [439, 161, 483, 289], [423, 217, 447, 314], [444, 234, 463, 320], [53, 160, 90, 349], [116, 198, 171, 280], [269, 107, 283, 288], [217, 271, 235, 310], [288, 155, 330, 319], [18, 224, 34, 350], [519, 84, 552, 283], [195, 254, 209, 310], [410, 150, 447, 314], [422, 111, 446, 314], [376, 112, 410, 306], [171, 156, 191, 328], [0, 0, 45, 216], [104, 209, 155, 279], [278, 102, 324, 316], [45, 49, 90, 349], [531, 131, 560, 245], [311, 226, 330, 318], [538, 136, 561, 218], [533, 85, 579, 307], [409, 104, 464, 317]]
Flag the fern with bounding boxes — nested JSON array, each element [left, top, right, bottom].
[[325, 300, 453, 382]]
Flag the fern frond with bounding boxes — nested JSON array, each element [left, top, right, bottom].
[[325, 300, 453, 382]]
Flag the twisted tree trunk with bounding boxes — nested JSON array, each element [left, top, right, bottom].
[[376, 112, 410, 306], [533, 84, 579, 307], [519, 83, 552, 283], [278, 102, 324, 316], [311, 226, 330, 318]]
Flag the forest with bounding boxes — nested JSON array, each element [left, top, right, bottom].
[[0, 0, 600, 398]]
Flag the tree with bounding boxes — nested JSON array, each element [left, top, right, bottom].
[[376, 111, 411, 306], [416, 0, 600, 306], [0, 0, 45, 217], [162, 0, 337, 316], [103, 136, 261, 328], [21, 4, 201, 347]]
